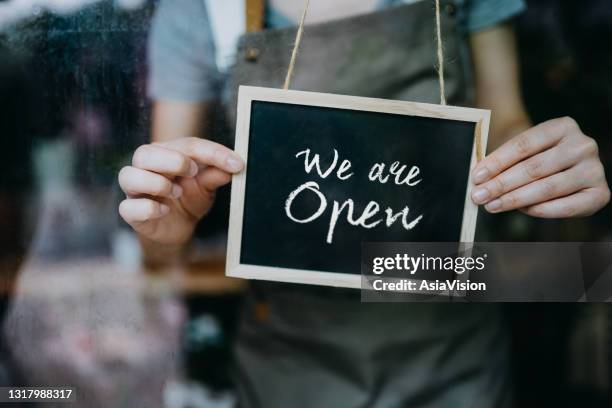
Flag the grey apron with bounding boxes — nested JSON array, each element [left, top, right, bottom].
[[224, 2, 510, 407]]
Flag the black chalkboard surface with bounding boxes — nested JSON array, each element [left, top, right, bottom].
[[227, 86, 490, 288]]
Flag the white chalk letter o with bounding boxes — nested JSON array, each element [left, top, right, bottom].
[[285, 181, 327, 224]]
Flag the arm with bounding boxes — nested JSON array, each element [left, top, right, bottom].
[[470, 24, 531, 148], [469, 24, 610, 217], [118, 0, 244, 268], [151, 100, 210, 142]]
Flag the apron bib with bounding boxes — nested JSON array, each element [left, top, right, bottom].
[[224, 0, 472, 124], [223, 2, 509, 407]]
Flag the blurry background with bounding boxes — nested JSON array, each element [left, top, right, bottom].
[[0, 0, 610, 406]]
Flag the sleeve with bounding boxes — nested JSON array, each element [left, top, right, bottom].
[[464, 0, 527, 33], [147, 0, 221, 102]]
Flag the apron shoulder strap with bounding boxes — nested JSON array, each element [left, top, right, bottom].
[[245, 0, 265, 32]]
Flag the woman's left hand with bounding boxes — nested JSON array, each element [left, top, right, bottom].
[[471, 116, 610, 218]]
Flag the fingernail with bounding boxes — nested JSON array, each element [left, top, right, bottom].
[[472, 188, 490, 204], [485, 199, 502, 213], [473, 168, 490, 184], [159, 204, 170, 215], [171, 184, 182, 199], [226, 156, 244, 172], [189, 161, 199, 177]]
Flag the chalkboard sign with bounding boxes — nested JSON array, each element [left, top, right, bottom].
[[227, 86, 490, 288]]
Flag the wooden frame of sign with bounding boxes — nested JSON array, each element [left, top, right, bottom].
[[226, 86, 490, 289]]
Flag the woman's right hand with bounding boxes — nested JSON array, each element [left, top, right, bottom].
[[118, 137, 244, 246]]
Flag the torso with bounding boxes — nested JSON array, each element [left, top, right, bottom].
[[267, 0, 427, 26], [269, 0, 380, 24]]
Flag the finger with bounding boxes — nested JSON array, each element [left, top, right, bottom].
[[197, 167, 232, 193], [471, 144, 581, 204], [157, 137, 244, 173], [521, 188, 609, 218], [483, 167, 588, 213], [132, 144, 198, 178], [119, 166, 182, 199], [119, 198, 170, 223], [472, 117, 578, 184]]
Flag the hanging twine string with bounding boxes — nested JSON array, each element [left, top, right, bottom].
[[283, 0, 447, 106], [283, 0, 311, 90], [434, 0, 446, 105], [280, 2, 476, 157]]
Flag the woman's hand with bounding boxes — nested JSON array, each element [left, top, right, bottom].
[[118, 137, 244, 245], [471, 117, 610, 218]]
